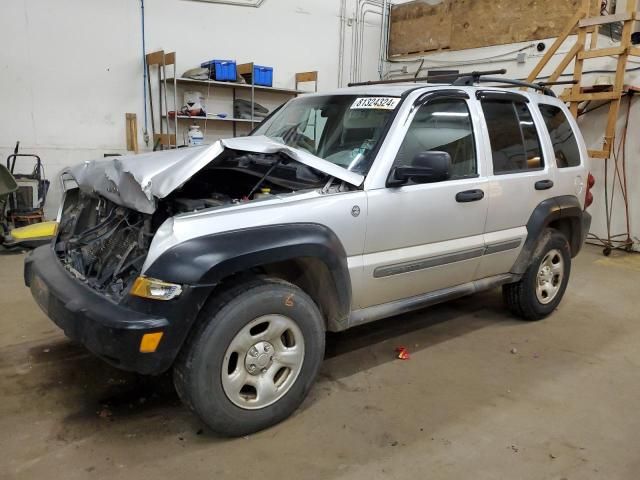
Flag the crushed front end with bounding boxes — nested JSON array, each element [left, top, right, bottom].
[[24, 190, 210, 374], [54, 192, 152, 299]]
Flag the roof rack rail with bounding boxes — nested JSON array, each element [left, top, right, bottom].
[[347, 69, 507, 87], [347, 69, 566, 97], [452, 75, 556, 97]]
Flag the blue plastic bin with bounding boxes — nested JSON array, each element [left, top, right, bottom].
[[252, 65, 273, 87], [200, 59, 237, 81]]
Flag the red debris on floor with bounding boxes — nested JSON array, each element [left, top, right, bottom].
[[395, 346, 410, 360]]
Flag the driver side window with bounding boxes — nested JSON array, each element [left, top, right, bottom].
[[395, 98, 477, 179]]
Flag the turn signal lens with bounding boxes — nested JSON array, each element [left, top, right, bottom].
[[140, 332, 164, 353], [130, 276, 182, 301]]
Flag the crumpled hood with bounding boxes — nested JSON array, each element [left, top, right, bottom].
[[69, 136, 364, 214]]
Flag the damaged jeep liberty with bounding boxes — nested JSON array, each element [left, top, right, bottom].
[[25, 80, 593, 436]]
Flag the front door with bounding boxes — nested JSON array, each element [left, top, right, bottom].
[[360, 93, 489, 308]]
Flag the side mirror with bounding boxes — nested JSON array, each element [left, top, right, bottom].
[[388, 151, 451, 186]]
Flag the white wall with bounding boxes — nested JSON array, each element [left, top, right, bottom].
[[0, 0, 384, 218]]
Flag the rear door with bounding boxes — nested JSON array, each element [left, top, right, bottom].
[[359, 91, 489, 308], [475, 91, 557, 278], [536, 101, 588, 206]]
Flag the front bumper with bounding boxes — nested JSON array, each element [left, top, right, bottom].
[[24, 246, 209, 374]]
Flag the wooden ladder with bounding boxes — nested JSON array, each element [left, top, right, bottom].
[[525, 0, 639, 159]]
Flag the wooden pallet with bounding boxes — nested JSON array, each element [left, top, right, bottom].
[[525, 0, 639, 159]]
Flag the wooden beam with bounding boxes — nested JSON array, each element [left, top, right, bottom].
[[578, 46, 626, 59], [629, 46, 640, 57], [526, 8, 587, 83], [164, 52, 176, 66], [569, 0, 592, 115], [578, 12, 631, 27], [295, 71, 318, 83], [145, 50, 165, 66], [153, 133, 176, 148], [588, 148, 611, 158], [295, 71, 318, 92], [570, 26, 588, 116], [590, 25, 599, 49], [601, 3, 634, 148], [125, 113, 138, 153], [236, 63, 254, 76], [547, 41, 583, 83], [564, 91, 620, 101]]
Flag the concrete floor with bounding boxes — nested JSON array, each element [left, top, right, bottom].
[[1, 245, 639, 479]]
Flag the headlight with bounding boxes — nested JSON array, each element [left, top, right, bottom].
[[130, 276, 182, 301]]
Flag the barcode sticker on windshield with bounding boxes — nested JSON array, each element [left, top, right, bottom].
[[351, 97, 401, 110]]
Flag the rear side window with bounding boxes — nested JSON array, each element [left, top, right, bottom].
[[539, 104, 581, 168], [481, 100, 544, 174]]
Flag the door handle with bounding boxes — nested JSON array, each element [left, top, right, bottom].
[[535, 179, 554, 190], [455, 189, 485, 203]]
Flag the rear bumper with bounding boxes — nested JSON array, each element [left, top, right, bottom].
[[24, 246, 210, 374], [580, 211, 592, 251]]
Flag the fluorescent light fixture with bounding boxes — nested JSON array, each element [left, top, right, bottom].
[[188, 0, 265, 6], [432, 112, 469, 117]]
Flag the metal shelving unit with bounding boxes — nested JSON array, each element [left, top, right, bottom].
[[165, 77, 302, 137], [163, 114, 256, 123], [146, 51, 315, 148], [167, 77, 302, 95]]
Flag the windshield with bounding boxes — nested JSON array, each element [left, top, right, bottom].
[[252, 95, 400, 174]]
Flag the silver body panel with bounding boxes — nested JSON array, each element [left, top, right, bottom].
[[129, 84, 586, 326], [67, 136, 363, 215], [142, 189, 368, 297]]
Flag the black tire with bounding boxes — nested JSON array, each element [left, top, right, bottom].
[[503, 228, 572, 321], [173, 276, 325, 437]]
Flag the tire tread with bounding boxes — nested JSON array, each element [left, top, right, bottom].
[[174, 276, 289, 415], [173, 275, 324, 436], [502, 228, 571, 321]]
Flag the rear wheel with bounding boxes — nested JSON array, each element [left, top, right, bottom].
[[174, 277, 325, 436], [503, 228, 571, 320]]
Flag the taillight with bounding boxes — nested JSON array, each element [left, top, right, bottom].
[[584, 172, 595, 209]]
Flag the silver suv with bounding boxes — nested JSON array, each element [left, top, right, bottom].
[[25, 81, 593, 436]]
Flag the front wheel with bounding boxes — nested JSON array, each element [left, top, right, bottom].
[[503, 228, 571, 321], [174, 277, 325, 436]]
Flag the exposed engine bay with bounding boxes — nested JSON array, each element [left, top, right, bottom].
[[55, 149, 343, 299]]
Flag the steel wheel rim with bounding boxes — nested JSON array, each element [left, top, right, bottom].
[[536, 249, 564, 304], [221, 314, 305, 410]]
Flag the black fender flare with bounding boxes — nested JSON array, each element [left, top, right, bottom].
[[511, 195, 590, 274], [145, 222, 352, 321]]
